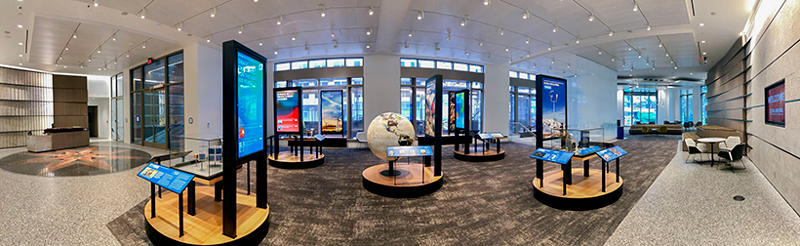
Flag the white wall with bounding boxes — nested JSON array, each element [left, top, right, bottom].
[[363, 55, 402, 121], [87, 75, 110, 139], [565, 56, 618, 138], [657, 87, 669, 124], [483, 63, 510, 135]]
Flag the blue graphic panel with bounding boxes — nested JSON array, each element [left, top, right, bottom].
[[387, 146, 434, 157], [237, 51, 265, 158], [597, 146, 628, 162], [137, 163, 195, 193], [529, 148, 574, 164], [576, 146, 601, 156]]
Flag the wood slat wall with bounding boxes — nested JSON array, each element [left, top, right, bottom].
[[52, 75, 88, 128]]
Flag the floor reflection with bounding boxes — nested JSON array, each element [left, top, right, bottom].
[[0, 146, 151, 177]]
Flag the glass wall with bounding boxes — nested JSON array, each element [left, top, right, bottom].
[[509, 85, 536, 134], [680, 89, 693, 123], [275, 57, 363, 71], [275, 77, 363, 139], [130, 51, 184, 150], [110, 73, 124, 141], [701, 86, 707, 125], [623, 87, 658, 125], [401, 58, 484, 73], [400, 77, 483, 136]]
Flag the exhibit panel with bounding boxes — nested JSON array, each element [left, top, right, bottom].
[[269, 87, 326, 169]]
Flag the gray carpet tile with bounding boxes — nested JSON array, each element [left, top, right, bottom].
[[108, 135, 680, 245]]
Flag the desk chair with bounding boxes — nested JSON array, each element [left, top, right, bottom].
[[718, 144, 746, 172], [719, 136, 741, 152], [684, 138, 709, 163]]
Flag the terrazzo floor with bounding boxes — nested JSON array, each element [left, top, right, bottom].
[[604, 140, 800, 245]]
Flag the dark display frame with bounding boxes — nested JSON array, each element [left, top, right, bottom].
[[274, 87, 304, 134], [320, 90, 345, 135], [764, 79, 786, 127], [221, 40, 269, 238], [535, 75, 568, 184], [424, 75, 443, 176]]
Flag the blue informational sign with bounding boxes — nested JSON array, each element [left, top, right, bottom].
[[542, 77, 566, 134], [236, 51, 265, 159], [387, 146, 434, 157], [576, 146, 601, 156], [313, 134, 327, 141], [135, 115, 140, 123], [137, 163, 195, 193], [597, 146, 628, 162], [529, 148, 574, 164], [478, 133, 492, 139], [488, 132, 505, 138]]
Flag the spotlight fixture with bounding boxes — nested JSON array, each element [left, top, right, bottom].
[[274, 49, 278, 55], [505, 47, 509, 52], [567, 63, 570, 68], [97, 47, 101, 53], [701, 40, 706, 43], [206, 38, 211, 42], [647, 25, 652, 31], [211, 6, 216, 18], [114, 58, 117, 64], [141, 8, 146, 19], [670, 60, 674, 64], [628, 46, 632, 51], [653, 66, 656, 70], [73, 33, 77, 39], [479, 41, 483, 46], [548, 44, 552, 51], [637, 54, 641, 59], [674, 66, 678, 70], [177, 22, 182, 31], [367, 44, 371, 49], [369, 6, 374, 16], [404, 41, 409, 49], [277, 15, 282, 25], [58, 56, 62, 60], [702, 52, 707, 55], [609, 31, 614, 36], [142, 42, 146, 49], [612, 58, 615, 61], [88, 57, 92, 62], [553, 25, 558, 32], [18, 42, 22, 46], [408, 29, 414, 37], [523, 10, 529, 20], [417, 11, 424, 20], [589, 14, 594, 22], [334, 40, 338, 48], [259, 42, 263, 46], [331, 28, 335, 37], [126, 53, 129, 57], [633, 1, 638, 11], [367, 28, 372, 36], [549, 67, 552, 71], [699, 23, 704, 27], [254, 0, 258, 2], [93, 0, 98, 7], [435, 42, 440, 51], [499, 27, 504, 35], [239, 26, 243, 34], [630, 66, 634, 71], [575, 37, 580, 44], [80, 65, 84, 68], [526, 38, 529, 44], [551, 58, 555, 64], [461, 18, 467, 26], [65, 46, 69, 51], [305, 44, 310, 50], [465, 49, 469, 56], [658, 42, 663, 47], [446, 31, 451, 40], [17, 24, 22, 29], [321, 7, 326, 17], [292, 33, 297, 41], [484, 0, 491, 6], [599, 50, 602, 55], [666, 53, 669, 57], [533, 63, 536, 68]]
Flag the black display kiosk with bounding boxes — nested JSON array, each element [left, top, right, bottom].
[[269, 87, 326, 169], [361, 75, 444, 198], [452, 88, 505, 162], [143, 40, 270, 245]]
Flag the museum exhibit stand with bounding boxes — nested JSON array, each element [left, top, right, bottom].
[[450, 89, 506, 162], [362, 75, 445, 198], [269, 87, 326, 169], [139, 40, 270, 246]]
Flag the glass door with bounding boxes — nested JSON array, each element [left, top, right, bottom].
[[143, 88, 168, 149]]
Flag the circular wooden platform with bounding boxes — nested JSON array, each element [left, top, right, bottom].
[[362, 163, 443, 198], [143, 186, 269, 246], [268, 152, 325, 169], [531, 168, 623, 210], [454, 149, 505, 162]]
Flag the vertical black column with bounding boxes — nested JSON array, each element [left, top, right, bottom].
[[221, 41, 238, 239], [257, 154, 268, 208], [150, 183, 156, 218], [535, 75, 544, 181], [433, 75, 443, 176], [616, 158, 620, 182], [179, 191, 184, 237], [187, 181, 195, 216], [602, 160, 606, 192]]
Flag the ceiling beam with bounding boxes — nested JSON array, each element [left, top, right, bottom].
[[375, 0, 412, 54], [510, 24, 696, 65]]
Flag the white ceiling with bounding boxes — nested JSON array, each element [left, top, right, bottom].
[[0, 0, 756, 79]]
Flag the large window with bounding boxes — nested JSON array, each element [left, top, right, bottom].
[[509, 85, 536, 134], [111, 73, 124, 141], [275, 77, 363, 139], [400, 58, 484, 73], [623, 87, 658, 126], [401, 78, 483, 136], [275, 57, 363, 71], [130, 51, 184, 150], [701, 86, 707, 125], [680, 89, 693, 123]]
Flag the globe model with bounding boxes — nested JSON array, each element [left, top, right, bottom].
[[367, 112, 417, 161]]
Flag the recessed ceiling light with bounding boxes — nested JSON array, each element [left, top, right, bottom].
[[367, 44, 371, 49], [702, 52, 707, 55], [274, 49, 278, 55], [93, 0, 98, 7], [701, 40, 706, 43], [17, 24, 22, 29], [699, 23, 704, 27], [484, 0, 491, 6], [259, 42, 263, 46], [18, 54, 22, 57], [17, 42, 22, 45]]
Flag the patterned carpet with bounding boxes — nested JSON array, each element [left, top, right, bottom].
[[108, 135, 681, 245]]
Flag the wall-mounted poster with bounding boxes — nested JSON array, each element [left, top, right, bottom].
[[541, 76, 567, 137], [448, 92, 456, 132], [425, 78, 437, 137], [455, 91, 466, 129], [236, 51, 265, 158], [276, 89, 301, 133], [765, 80, 785, 126], [320, 90, 344, 133]]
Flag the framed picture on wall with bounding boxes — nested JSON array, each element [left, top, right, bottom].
[[765, 80, 785, 126]]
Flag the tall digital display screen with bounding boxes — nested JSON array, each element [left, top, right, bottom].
[[425, 78, 437, 137], [448, 92, 456, 132], [455, 91, 466, 129], [765, 80, 785, 126], [276, 89, 301, 133], [236, 52, 265, 158], [320, 90, 344, 133], [542, 77, 567, 137]]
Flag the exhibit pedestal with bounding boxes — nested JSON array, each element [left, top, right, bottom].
[[143, 185, 269, 246], [268, 151, 325, 169], [454, 149, 505, 162], [362, 163, 443, 198], [532, 169, 623, 210]]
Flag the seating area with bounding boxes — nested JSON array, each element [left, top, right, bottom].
[[682, 125, 744, 151], [629, 123, 683, 135]]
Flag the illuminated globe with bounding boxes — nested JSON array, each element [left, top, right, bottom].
[[367, 112, 417, 161]]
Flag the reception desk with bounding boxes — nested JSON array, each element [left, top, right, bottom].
[[27, 127, 90, 152]]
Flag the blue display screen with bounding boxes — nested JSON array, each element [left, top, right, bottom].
[[387, 146, 434, 157], [137, 163, 195, 193], [488, 132, 505, 138], [530, 148, 574, 164], [597, 146, 628, 162], [455, 92, 465, 129], [576, 146, 601, 156], [542, 77, 567, 135], [237, 51, 265, 158]]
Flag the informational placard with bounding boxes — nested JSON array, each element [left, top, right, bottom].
[[320, 90, 344, 133], [387, 146, 434, 157], [529, 148, 574, 165], [313, 134, 326, 141], [455, 91, 466, 129], [425, 78, 438, 137], [276, 89, 301, 133], [765, 80, 785, 125], [576, 146, 601, 156], [542, 76, 567, 137], [489, 132, 505, 138], [478, 133, 492, 139], [236, 51, 265, 158], [596, 146, 628, 162], [137, 163, 195, 193]]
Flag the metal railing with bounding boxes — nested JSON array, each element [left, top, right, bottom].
[[510, 122, 536, 137]]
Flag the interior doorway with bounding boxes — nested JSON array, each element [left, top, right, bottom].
[[87, 106, 98, 138]]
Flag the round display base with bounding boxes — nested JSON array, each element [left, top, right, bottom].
[[362, 163, 443, 198], [144, 186, 269, 246], [454, 149, 505, 162], [268, 152, 325, 169], [531, 168, 623, 211], [380, 170, 402, 176]]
